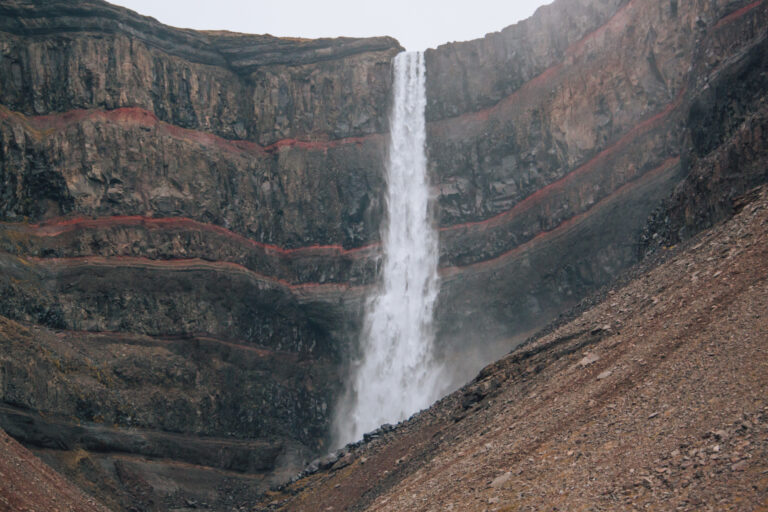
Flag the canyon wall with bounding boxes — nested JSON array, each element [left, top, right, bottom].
[[0, 0, 399, 509], [425, 0, 768, 374], [0, 0, 767, 509]]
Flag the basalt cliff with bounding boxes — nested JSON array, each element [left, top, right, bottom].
[[0, 0, 766, 510], [0, 0, 399, 508]]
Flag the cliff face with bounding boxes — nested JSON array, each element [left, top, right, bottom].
[[0, 0, 397, 247], [425, 0, 768, 374], [1, 0, 767, 509], [0, 0, 399, 509]]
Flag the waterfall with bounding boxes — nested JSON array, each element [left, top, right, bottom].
[[333, 51, 445, 447]]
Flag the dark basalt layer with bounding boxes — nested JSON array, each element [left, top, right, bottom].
[[0, 314, 335, 510], [0, 215, 379, 285], [0, 106, 387, 249], [0, 0, 399, 72], [0, 251, 364, 355], [0, 0, 400, 144]]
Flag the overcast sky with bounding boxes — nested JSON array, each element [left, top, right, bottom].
[[108, 0, 553, 51]]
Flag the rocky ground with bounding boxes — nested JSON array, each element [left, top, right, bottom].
[[0, 428, 107, 512], [258, 185, 768, 511]]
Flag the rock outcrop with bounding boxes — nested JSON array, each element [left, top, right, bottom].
[[0, 0, 399, 509], [425, 0, 768, 378]]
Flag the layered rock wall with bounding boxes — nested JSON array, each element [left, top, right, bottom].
[[424, 0, 768, 372], [0, 0, 399, 509]]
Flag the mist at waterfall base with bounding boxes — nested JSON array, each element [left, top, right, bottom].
[[332, 52, 449, 447]]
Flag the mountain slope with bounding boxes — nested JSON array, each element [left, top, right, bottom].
[[0, 427, 108, 512], [262, 185, 768, 511]]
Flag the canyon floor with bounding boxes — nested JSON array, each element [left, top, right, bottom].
[[1, 187, 767, 511], [258, 185, 768, 512]]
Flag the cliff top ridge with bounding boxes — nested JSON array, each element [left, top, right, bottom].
[[0, 0, 403, 73]]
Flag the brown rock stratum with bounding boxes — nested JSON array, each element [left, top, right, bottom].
[[261, 185, 768, 511]]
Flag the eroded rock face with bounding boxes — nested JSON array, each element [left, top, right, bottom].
[[0, 0, 398, 144], [424, 0, 768, 377], [641, 17, 768, 251], [1, 0, 767, 508], [0, 0, 398, 508]]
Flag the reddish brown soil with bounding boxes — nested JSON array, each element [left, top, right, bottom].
[[0, 428, 108, 512], [261, 186, 768, 511]]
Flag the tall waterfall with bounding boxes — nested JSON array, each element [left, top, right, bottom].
[[333, 51, 445, 447]]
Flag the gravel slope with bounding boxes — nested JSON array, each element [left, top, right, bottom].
[[0, 428, 108, 512], [261, 186, 768, 511]]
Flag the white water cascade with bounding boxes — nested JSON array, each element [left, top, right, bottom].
[[333, 51, 445, 446]]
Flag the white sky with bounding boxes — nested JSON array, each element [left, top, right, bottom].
[[108, 0, 553, 51]]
